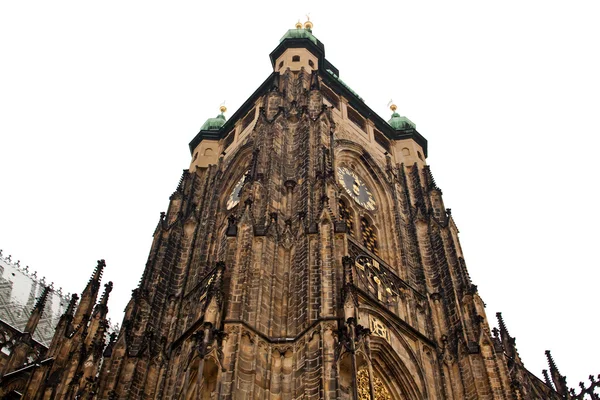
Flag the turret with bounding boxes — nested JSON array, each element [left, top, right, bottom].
[[189, 106, 227, 170], [387, 103, 426, 167], [273, 19, 321, 74]]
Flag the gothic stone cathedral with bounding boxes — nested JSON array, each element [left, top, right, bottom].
[[1, 22, 597, 400]]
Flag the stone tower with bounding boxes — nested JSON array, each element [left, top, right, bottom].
[[4, 22, 597, 400], [93, 23, 561, 400]]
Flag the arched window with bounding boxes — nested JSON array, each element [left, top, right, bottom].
[[338, 198, 355, 236], [292, 55, 300, 62], [308, 59, 314, 68], [361, 217, 378, 256]]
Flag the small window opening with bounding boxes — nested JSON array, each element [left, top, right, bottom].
[[347, 107, 366, 131], [402, 147, 410, 156], [322, 84, 340, 110], [418, 151, 424, 161], [278, 61, 284, 69], [223, 130, 235, 149], [374, 129, 391, 152], [308, 59, 314, 68], [241, 108, 256, 132], [193, 152, 198, 161], [292, 55, 300, 62]]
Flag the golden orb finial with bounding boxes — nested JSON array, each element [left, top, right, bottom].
[[304, 15, 313, 30], [220, 105, 227, 114], [295, 21, 303, 29], [390, 104, 397, 112]]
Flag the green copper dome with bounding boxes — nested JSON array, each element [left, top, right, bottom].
[[388, 112, 416, 130], [200, 113, 226, 131], [280, 28, 318, 45]]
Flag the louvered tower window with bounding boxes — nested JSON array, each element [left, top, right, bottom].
[[339, 198, 355, 236], [361, 217, 378, 256]]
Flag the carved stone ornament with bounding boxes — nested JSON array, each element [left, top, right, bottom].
[[369, 316, 390, 343]]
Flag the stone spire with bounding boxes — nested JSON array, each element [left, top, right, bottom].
[[1, 286, 51, 375], [86, 281, 113, 349], [46, 293, 79, 355], [496, 312, 521, 364], [73, 259, 106, 328], [542, 369, 553, 389], [24, 285, 50, 334], [545, 350, 568, 395], [65, 293, 79, 317]]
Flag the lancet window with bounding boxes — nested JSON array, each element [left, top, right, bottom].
[[361, 217, 378, 256], [339, 198, 355, 236]]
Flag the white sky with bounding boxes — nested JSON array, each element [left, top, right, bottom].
[[1, 0, 598, 389]]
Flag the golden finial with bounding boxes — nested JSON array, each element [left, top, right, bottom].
[[388, 99, 397, 112], [220, 104, 227, 114], [295, 20, 303, 29], [304, 14, 313, 30]]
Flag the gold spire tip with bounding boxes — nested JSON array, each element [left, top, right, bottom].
[[304, 20, 313, 30], [390, 104, 397, 112], [295, 21, 303, 29], [220, 105, 227, 113]]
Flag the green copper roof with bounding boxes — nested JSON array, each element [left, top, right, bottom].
[[388, 112, 416, 130], [200, 113, 226, 131], [280, 29, 318, 45], [326, 69, 364, 101]]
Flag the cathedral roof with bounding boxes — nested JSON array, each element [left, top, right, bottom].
[[388, 111, 416, 130], [189, 26, 428, 156], [200, 112, 226, 131], [279, 28, 318, 46]]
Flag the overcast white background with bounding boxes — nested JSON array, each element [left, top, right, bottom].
[[1, 0, 598, 389]]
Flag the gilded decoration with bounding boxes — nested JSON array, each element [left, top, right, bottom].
[[357, 368, 392, 400]]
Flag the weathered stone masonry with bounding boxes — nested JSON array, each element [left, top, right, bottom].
[[1, 24, 596, 400]]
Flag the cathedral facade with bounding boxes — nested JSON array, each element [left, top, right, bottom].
[[1, 23, 597, 399]]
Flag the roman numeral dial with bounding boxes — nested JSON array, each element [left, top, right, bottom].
[[337, 166, 376, 211]]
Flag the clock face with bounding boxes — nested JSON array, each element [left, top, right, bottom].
[[337, 166, 376, 210], [226, 174, 247, 210]]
